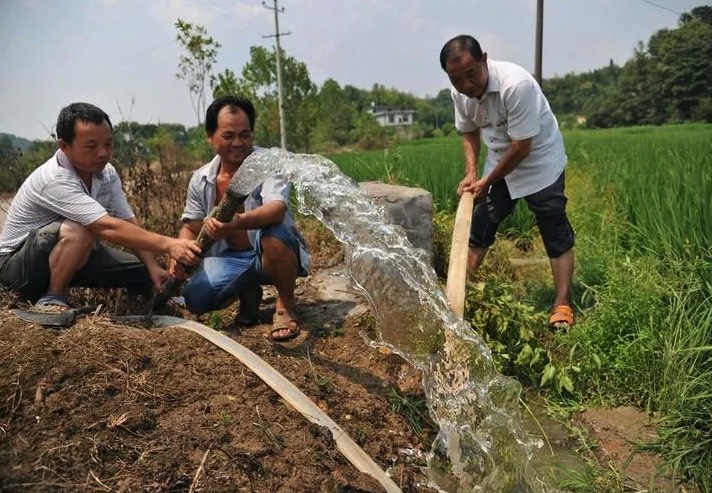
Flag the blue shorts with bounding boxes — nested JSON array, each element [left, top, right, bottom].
[[182, 224, 307, 314], [469, 172, 575, 258]]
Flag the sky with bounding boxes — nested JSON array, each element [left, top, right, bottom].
[[0, 0, 703, 140]]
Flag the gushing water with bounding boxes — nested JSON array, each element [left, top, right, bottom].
[[238, 148, 551, 493]]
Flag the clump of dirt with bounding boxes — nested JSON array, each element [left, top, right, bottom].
[[0, 268, 435, 493], [574, 407, 695, 492]]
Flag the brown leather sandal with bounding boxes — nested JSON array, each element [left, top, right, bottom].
[[270, 308, 300, 341]]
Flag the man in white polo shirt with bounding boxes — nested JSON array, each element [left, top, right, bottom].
[[0, 102, 201, 310], [440, 35, 575, 330]]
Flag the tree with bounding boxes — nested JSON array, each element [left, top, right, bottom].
[[0, 135, 23, 192], [647, 16, 712, 122], [679, 5, 712, 26], [313, 78, 356, 147], [415, 88, 455, 133], [212, 69, 241, 99], [175, 19, 221, 126], [237, 46, 318, 152], [350, 112, 387, 150]]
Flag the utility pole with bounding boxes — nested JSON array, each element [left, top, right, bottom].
[[263, 0, 290, 149], [534, 0, 544, 87]]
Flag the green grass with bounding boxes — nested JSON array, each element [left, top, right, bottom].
[[328, 124, 712, 490], [328, 136, 536, 237]]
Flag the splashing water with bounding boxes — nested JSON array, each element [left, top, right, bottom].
[[238, 148, 552, 493]]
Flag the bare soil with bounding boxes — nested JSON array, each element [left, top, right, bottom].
[[0, 266, 434, 493], [574, 408, 695, 492], [0, 256, 692, 493]]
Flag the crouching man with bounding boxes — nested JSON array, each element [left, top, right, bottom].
[[0, 102, 200, 310], [171, 95, 309, 341]]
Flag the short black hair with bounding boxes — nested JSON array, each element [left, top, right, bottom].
[[56, 102, 113, 144], [205, 95, 256, 136], [440, 35, 484, 70]]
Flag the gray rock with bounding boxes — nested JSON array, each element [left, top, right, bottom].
[[358, 181, 434, 264]]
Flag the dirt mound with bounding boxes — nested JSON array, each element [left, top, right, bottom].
[[0, 268, 434, 492]]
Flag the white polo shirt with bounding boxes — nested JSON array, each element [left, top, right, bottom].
[[0, 150, 134, 254], [452, 59, 566, 199]]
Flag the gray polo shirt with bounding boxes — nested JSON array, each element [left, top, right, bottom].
[[0, 150, 134, 255], [452, 59, 567, 199], [181, 152, 310, 272]]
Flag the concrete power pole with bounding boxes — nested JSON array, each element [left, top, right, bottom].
[[534, 0, 544, 87], [263, 0, 290, 149]]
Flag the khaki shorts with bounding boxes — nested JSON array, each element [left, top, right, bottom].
[[0, 221, 151, 301]]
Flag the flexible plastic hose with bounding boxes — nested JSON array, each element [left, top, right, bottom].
[[117, 315, 402, 493]]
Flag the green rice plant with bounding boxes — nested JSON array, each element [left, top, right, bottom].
[[329, 136, 468, 212], [561, 254, 670, 406], [654, 273, 712, 490], [563, 124, 712, 288]]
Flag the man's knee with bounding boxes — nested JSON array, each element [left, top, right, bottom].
[[537, 214, 575, 258], [58, 220, 95, 250], [259, 225, 294, 251], [183, 278, 220, 314], [469, 204, 498, 249]]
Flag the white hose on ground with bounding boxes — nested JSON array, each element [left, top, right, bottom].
[[118, 315, 402, 493]]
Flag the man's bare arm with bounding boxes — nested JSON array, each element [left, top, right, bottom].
[[87, 215, 200, 265], [483, 137, 532, 185]]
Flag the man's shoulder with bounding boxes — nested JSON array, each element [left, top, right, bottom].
[[490, 60, 535, 89], [191, 156, 220, 181], [21, 153, 65, 188], [100, 163, 122, 182]]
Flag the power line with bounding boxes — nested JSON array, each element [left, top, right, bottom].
[[194, 0, 273, 40], [195, 0, 334, 84], [635, 0, 682, 15]]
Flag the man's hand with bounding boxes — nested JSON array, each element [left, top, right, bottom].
[[147, 264, 171, 291], [457, 173, 477, 197], [168, 258, 189, 280], [457, 174, 490, 202], [204, 216, 240, 240], [469, 178, 490, 203], [167, 239, 201, 266]]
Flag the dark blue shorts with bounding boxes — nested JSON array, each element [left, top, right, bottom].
[[469, 172, 575, 258]]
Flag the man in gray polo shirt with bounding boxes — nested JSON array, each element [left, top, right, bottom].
[[0, 102, 201, 309], [170, 95, 309, 342], [440, 35, 576, 330]]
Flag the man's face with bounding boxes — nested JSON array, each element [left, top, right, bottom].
[[208, 107, 254, 168], [445, 51, 489, 99], [59, 120, 113, 175]]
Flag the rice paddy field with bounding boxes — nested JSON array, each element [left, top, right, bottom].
[[330, 123, 712, 490]]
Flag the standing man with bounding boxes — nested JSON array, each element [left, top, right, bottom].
[[0, 102, 201, 310], [171, 95, 309, 341], [440, 35, 575, 329]]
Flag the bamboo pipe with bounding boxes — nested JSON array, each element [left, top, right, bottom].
[[445, 192, 474, 318], [153, 189, 248, 310]]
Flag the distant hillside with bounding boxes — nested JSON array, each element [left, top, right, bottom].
[[0, 133, 33, 152]]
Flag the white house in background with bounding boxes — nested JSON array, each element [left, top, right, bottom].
[[368, 102, 415, 126]]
